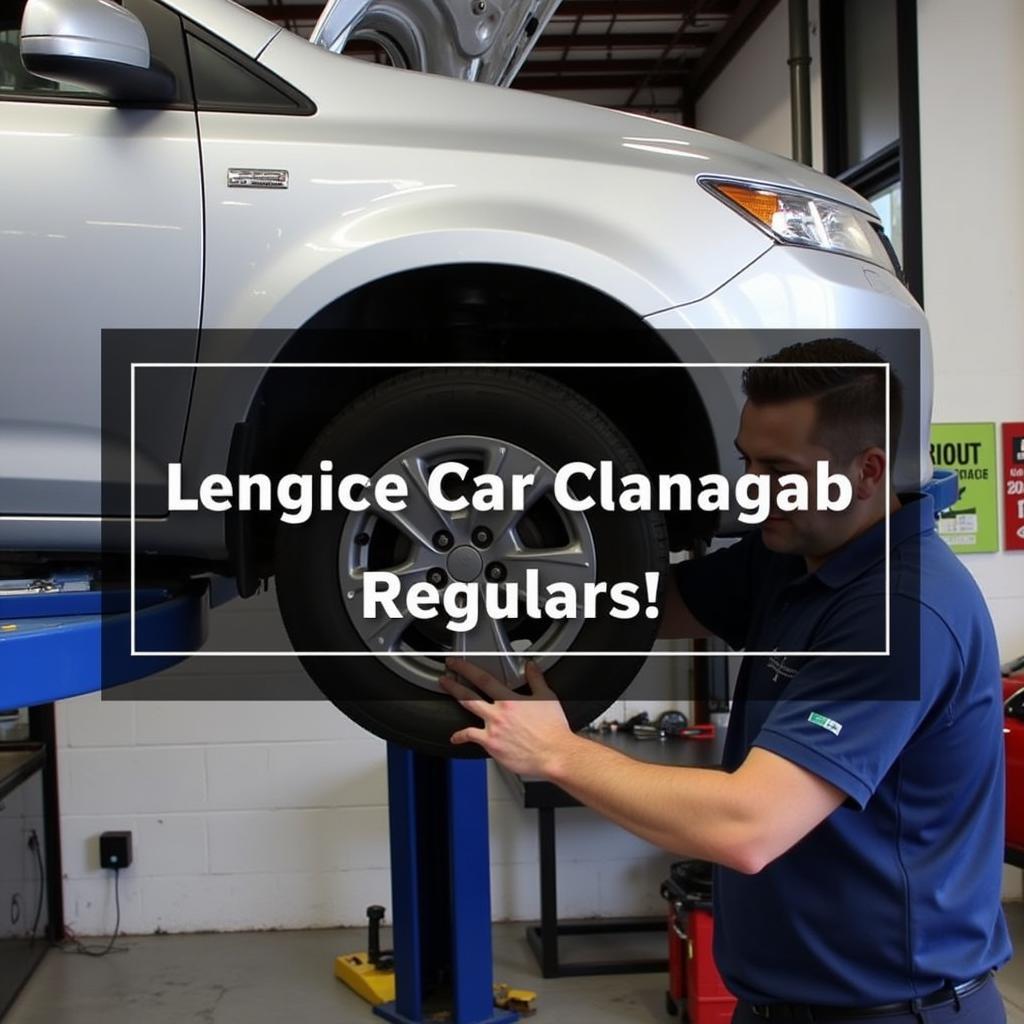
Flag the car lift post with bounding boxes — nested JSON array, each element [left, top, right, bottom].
[[379, 744, 518, 1024]]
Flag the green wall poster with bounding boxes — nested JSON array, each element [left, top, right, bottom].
[[928, 423, 999, 554]]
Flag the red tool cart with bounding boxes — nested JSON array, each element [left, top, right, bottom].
[[661, 860, 736, 1024], [1003, 654, 1024, 867]]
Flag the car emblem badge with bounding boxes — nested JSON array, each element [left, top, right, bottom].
[[227, 168, 289, 189]]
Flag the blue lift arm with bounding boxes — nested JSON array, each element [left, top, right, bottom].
[[0, 578, 208, 708]]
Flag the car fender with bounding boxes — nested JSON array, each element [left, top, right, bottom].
[[196, 28, 772, 335], [208, 224, 741, 336]]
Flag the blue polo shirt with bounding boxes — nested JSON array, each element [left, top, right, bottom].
[[676, 493, 1012, 1006]]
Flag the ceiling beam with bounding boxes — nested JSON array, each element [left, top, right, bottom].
[[552, 0, 724, 16], [513, 72, 683, 90], [688, 0, 779, 98], [530, 30, 713, 48], [521, 57, 689, 73]]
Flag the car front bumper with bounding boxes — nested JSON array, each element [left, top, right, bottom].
[[644, 244, 933, 526]]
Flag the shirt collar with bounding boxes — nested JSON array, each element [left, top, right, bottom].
[[794, 492, 936, 591]]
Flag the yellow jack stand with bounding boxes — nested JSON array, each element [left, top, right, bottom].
[[334, 951, 396, 1007], [492, 984, 537, 1016], [336, 905, 396, 1007], [335, 905, 538, 1019]]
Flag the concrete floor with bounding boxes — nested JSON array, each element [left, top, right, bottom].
[[7, 906, 1024, 1023]]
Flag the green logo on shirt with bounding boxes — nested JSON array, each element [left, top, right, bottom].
[[808, 712, 842, 736]]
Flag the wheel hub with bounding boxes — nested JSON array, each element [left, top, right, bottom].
[[446, 544, 483, 583], [338, 433, 597, 691]]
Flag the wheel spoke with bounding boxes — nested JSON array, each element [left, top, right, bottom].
[[343, 554, 439, 652], [470, 445, 557, 542], [451, 613, 524, 688], [343, 546, 441, 597], [363, 604, 412, 652], [502, 541, 594, 591], [373, 454, 454, 549]]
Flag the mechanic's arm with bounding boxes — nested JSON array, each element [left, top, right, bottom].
[[542, 741, 843, 875], [441, 658, 845, 875]]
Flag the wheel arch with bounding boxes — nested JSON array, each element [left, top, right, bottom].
[[178, 263, 720, 585]]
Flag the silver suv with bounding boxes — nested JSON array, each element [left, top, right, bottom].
[[1, 0, 931, 752]]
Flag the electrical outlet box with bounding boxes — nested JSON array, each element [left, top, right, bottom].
[[99, 831, 132, 870]]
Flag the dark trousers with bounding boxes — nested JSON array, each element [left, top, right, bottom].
[[731, 974, 1005, 1023]]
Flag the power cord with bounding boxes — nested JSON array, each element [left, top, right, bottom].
[[27, 830, 44, 945], [58, 867, 129, 958]]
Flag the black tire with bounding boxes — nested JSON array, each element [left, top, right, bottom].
[[274, 368, 668, 757]]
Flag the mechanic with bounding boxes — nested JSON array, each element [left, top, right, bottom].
[[440, 338, 1012, 1023]]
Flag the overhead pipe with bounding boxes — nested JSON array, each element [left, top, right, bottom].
[[788, 0, 813, 165]]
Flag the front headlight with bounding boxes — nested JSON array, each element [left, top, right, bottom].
[[700, 177, 899, 275]]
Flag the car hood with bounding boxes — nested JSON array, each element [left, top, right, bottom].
[[257, 27, 875, 215], [309, 0, 561, 86]]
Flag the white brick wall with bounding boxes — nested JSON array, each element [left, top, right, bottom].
[[57, 596, 690, 935], [58, 696, 679, 934]]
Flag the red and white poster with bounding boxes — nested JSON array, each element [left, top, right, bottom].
[[1003, 422, 1024, 551]]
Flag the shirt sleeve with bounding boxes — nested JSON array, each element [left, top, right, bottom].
[[751, 593, 961, 810], [673, 533, 769, 650]]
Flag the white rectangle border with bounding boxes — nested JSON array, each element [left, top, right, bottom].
[[131, 361, 890, 658]]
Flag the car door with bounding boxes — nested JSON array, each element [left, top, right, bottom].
[[0, 0, 201, 523]]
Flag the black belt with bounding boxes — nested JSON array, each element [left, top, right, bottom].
[[749, 971, 993, 1021]]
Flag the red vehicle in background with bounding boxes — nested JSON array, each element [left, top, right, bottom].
[[1004, 655, 1024, 867]]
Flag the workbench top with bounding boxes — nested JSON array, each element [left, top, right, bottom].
[[0, 743, 46, 801]]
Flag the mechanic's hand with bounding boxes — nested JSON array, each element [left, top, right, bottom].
[[440, 657, 572, 777]]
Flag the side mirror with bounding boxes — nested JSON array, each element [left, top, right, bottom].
[[20, 0, 175, 102]]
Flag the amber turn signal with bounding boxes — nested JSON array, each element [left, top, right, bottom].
[[712, 182, 781, 227]]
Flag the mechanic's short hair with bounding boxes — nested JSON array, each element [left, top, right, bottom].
[[741, 338, 902, 461]]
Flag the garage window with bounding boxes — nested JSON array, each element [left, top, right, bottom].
[[820, 0, 922, 302]]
